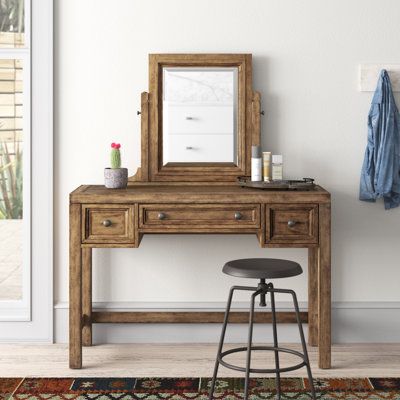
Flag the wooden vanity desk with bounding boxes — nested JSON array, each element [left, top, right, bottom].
[[69, 54, 331, 370]]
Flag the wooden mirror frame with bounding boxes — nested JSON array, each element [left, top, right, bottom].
[[131, 54, 261, 183]]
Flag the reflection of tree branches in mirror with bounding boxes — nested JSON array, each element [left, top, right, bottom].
[[0, 140, 22, 219], [0, 0, 24, 33], [167, 72, 233, 102], [164, 69, 236, 103]]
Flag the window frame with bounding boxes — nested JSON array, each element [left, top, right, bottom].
[[0, 0, 53, 342], [0, 0, 31, 321]]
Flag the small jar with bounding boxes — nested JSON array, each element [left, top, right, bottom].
[[272, 155, 283, 181]]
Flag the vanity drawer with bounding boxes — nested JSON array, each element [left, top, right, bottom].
[[82, 205, 135, 243], [139, 204, 260, 230], [165, 104, 234, 135], [266, 204, 318, 244]]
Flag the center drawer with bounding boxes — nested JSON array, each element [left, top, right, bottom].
[[139, 204, 260, 230]]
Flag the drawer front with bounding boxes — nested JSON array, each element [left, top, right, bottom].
[[139, 204, 260, 230], [266, 204, 318, 244], [165, 104, 234, 135], [82, 205, 135, 243], [165, 134, 234, 163]]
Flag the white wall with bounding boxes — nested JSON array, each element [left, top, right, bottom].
[[54, 0, 400, 343]]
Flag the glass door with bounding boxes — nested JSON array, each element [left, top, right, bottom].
[[0, 0, 30, 320]]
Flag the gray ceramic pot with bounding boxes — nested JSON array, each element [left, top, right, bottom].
[[104, 168, 128, 189]]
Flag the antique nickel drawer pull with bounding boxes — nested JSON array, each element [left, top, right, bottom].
[[102, 219, 112, 227], [185, 116, 194, 120], [234, 212, 243, 220], [158, 212, 166, 220], [287, 220, 297, 227]]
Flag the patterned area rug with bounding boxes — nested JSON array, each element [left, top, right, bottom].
[[1, 377, 400, 399]]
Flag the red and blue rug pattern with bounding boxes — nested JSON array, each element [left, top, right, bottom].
[[2, 377, 400, 399]]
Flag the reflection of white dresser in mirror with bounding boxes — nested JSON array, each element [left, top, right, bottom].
[[162, 67, 238, 164]]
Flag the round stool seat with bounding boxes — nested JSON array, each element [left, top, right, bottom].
[[223, 258, 302, 279]]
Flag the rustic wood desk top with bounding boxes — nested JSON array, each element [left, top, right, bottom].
[[70, 184, 330, 204]]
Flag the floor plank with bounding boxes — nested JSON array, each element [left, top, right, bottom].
[[0, 343, 399, 377]]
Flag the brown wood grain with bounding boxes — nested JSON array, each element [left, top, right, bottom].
[[69, 203, 82, 369], [70, 185, 331, 369], [130, 92, 150, 182], [251, 91, 261, 148], [308, 247, 318, 347], [82, 248, 92, 347], [82, 204, 135, 244], [318, 203, 331, 369], [70, 184, 330, 205], [68, 50, 332, 370], [139, 203, 260, 230], [147, 54, 253, 182], [265, 204, 318, 244], [91, 311, 308, 324]]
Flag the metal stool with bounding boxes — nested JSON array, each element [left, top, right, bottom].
[[209, 258, 316, 400]]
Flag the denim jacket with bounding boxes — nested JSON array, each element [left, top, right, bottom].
[[359, 70, 400, 209]]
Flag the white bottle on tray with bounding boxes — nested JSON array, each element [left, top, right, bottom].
[[251, 145, 262, 181]]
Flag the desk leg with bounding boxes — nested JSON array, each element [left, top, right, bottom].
[[308, 247, 318, 347], [69, 203, 82, 369], [82, 247, 92, 346], [318, 203, 331, 369]]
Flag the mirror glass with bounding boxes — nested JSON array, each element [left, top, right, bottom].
[[162, 67, 238, 165]]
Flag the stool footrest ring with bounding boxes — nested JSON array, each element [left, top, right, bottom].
[[218, 346, 307, 374]]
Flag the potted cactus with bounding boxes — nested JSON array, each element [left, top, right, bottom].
[[104, 143, 128, 189]]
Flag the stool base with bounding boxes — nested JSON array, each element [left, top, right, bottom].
[[208, 281, 316, 400]]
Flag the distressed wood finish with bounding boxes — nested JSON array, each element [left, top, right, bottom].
[[318, 203, 331, 368], [82, 248, 92, 347], [130, 92, 150, 182], [146, 54, 254, 182], [251, 91, 261, 147], [69, 54, 331, 370], [91, 311, 308, 324], [69, 203, 82, 369], [308, 247, 319, 346], [82, 204, 135, 244], [69, 184, 331, 369], [266, 204, 318, 245], [71, 184, 330, 205], [139, 203, 260, 230]]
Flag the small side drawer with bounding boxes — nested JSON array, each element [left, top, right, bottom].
[[139, 204, 260, 230], [82, 205, 135, 243], [266, 204, 318, 244]]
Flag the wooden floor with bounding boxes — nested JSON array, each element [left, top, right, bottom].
[[1, 343, 400, 377]]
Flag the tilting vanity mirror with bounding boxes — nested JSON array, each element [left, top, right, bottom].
[[131, 54, 261, 183]]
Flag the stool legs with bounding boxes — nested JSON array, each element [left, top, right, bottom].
[[209, 285, 256, 400], [270, 287, 281, 400], [244, 289, 263, 400], [210, 285, 317, 400], [290, 289, 317, 400]]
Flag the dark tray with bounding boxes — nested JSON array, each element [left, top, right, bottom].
[[237, 176, 316, 190]]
